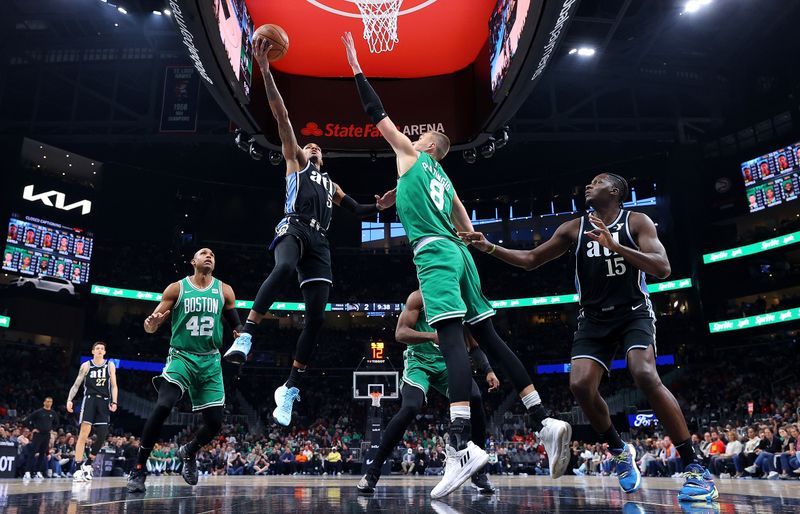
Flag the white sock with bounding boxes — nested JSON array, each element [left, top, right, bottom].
[[521, 390, 541, 409], [450, 405, 471, 422]]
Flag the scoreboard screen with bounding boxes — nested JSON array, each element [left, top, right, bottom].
[[4, 215, 93, 284], [366, 340, 386, 364], [742, 141, 800, 213]]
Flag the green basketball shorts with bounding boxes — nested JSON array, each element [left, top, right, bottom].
[[413, 238, 495, 325], [402, 348, 449, 399], [153, 347, 225, 411]]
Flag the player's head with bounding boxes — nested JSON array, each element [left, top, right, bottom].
[[785, 181, 793, 193], [73, 266, 81, 276], [8, 224, 16, 237], [749, 194, 757, 206], [4, 252, 11, 262], [60, 236, 68, 247], [26, 230, 34, 242], [43, 233, 51, 244], [413, 131, 450, 162], [191, 247, 215, 273], [766, 187, 775, 200], [303, 143, 324, 168], [22, 256, 31, 266], [778, 154, 788, 168], [585, 173, 628, 208], [760, 162, 769, 173], [92, 341, 106, 358], [43, 397, 53, 409]]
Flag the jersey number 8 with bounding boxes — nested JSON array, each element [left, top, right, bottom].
[[429, 179, 445, 210], [186, 315, 214, 337]]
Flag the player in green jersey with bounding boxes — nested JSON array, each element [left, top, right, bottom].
[[342, 33, 571, 499], [127, 248, 243, 493], [357, 290, 499, 495]]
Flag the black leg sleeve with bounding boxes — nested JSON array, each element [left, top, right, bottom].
[[185, 406, 224, 455], [292, 281, 330, 366], [139, 382, 182, 450], [469, 319, 533, 393], [90, 425, 109, 456], [431, 317, 472, 403], [469, 379, 487, 450], [369, 384, 424, 474], [252, 236, 302, 315]]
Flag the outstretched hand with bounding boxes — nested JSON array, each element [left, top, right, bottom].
[[375, 188, 397, 211], [458, 231, 493, 252], [585, 214, 621, 252], [341, 32, 362, 74], [144, 311, 168, 333], [253, 37, 272, 72]]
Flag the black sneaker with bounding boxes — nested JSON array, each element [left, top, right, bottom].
[[126, 468, 147, 494], [357, 469, 380, 494], [471, 468, 496, 495], [177, 445, 198, 486]]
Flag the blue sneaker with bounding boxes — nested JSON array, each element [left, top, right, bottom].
[[678, 463, 719, 502], [273, 384, 300, 426], [223, 333, 252, 365], [678, 501, 720, 514], [613, 444, 642, 494]]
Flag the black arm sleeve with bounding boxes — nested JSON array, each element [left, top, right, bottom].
[[469, 346, 493, 376], [339, 194, 379, 218], [354, 73, 387, 124], [223, 308, 243, 332]]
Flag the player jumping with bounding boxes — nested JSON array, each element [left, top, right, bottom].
[[342, 32, 571, 499], [358, 290, 498, 495], [127, 248, 242, 493], [222, 36, 396, 427], [460, 173, 718, 502]]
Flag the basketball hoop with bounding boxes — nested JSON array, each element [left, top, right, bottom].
[[354, 0, 403, 53], [369, 390, 383, 407]]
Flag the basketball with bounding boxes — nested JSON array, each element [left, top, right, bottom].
[[254, 24, 289, 62]]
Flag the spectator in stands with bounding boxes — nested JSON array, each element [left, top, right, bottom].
[[735, 427, 761, 477], [325, 446, 343, 475], [708, 431, 726, 459], [663, 436, 683, 477], [226, 447, 246, 476], [747, 426, 781, 477], [710, 430, 741, 477], [401, 448, 415, 475], [414, 446, 427, 476], [279, 446, 295, 475], [777, 425, 799, 478], [486, 447, 501, 475], [341, 444, 354, 475]]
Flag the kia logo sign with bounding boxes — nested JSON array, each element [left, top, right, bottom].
[[23, 185, 92, 215]]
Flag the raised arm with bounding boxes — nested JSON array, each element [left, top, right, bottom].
[[253, 37, 306, 174], [586, 212, 671, 279], [66, 361, 89, 413], [332, 184, 396, 218], [108, 361, 118, 411], [341, 32, 418, 174], [395, 291, 439, 345], [144, 282, 180, 334], [459, 218, 579, 271]]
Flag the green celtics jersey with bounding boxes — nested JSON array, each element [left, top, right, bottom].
[[396, 152, 460, 246], [170, 277, 225, 353], [404, 309, 442, 359]]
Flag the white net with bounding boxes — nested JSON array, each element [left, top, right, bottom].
[[354, 0, 404, 53]]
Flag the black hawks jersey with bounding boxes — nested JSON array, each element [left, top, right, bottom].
[[84, 360, 111, 397], [574, 210, 652, 313], [283, 161, 336, 230]]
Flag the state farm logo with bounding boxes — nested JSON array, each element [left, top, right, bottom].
[[300, 122, 323, 137], [300, 121, 445, 139]]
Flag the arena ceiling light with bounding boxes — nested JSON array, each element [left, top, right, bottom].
[[682, 0, 712, 14], [117, 6, 127, 14], [152, 10, 162, 15], [163, 8, 171, 16]]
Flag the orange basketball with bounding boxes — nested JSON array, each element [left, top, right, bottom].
[[254, 24, 289, 62]]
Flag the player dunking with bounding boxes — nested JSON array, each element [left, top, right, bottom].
[[460, 173, 718, 502], [66, 341, 118, 482], [358, 290, 498, 495], [223, 37, 396, 426], [341, 33, 571, 499], [127, 248, 243, 493]]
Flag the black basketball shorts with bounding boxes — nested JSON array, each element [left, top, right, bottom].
[[79, 395, 110, 425], [270, 217, 333, 287], [571, 303, 656, 372]]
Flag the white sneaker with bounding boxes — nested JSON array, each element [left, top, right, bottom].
[[81, 462, 94, 481], [73, 470, 86, 482], [745, 465, 757, 474], [720, 472, 731, 479], [23, 472, 31, 479], [539, 418, 572, 479], [672, 472, 683, 478], [34, 472, 44, 479], [768, 471, 779, 479], [430, 442, 488, 499]]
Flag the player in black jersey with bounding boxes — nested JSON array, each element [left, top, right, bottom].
[[223, 37, 396, 427], [460, 173, 718, 502], [66, 341, 118, 482]]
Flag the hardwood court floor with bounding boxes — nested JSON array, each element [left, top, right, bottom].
[[1, 474, 798, 513]]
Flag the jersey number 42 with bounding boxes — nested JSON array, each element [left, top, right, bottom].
[[186, 315, 214, 337]]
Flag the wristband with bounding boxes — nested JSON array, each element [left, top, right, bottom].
[[487, 243, 497, 255]]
